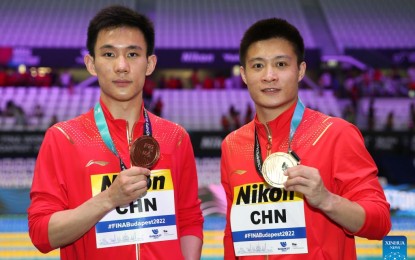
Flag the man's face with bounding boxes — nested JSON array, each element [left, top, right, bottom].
[[85, 26, 156, 104], [240, 37, 306, 122]]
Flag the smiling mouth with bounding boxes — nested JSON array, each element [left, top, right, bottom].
[[262, 88, 279, 92]]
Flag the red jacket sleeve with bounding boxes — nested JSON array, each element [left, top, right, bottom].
[[220, 138, 237, 259], [175, 130, 204, 240], [28, 128, 69, 253], [332, 124, 391, 239]]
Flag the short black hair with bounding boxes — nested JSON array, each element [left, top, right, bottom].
[[239, 18, 305, 68], [86, 5, 155, 58]]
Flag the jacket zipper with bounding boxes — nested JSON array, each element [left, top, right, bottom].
[[264, 124, 271, 260], [126, 121, 133, 148], [265, 123, 272, 156]]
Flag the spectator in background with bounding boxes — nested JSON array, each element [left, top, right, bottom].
[[157, 75, 167, 89], [3, 100, 18, 117], [319, 70, 332, 89], [244, 103, 253, 125], [213, 73, 226, 89], [190, 69, 201, 89], [390, 66, 405, 96], [409, 103, 415, 131], [385, 111, 395, 131], [342, 103, 356, 125], [372, 68, 385, 96], [143, 77, 155, 108], [5, 67, 18, 86], [221, 105, 242, 132], [360, 69, 375, 97], [14, 105, 27, 127], [32, 104, 44, 126], [224, 76, 234, 89], [151, 96, 163, 117], [407, 63, 415, 97], [3, 100, 27, 127], [18, 65, 32, 86], [221, 114, 231, 132], [367, 98, 376, 131], [166, 76, 182, 89], [59, 69, 73, 88], [48, 114, 58, 127], [225, 71, 245, 89], [48, 114, 59, 127], [33, 68, 52, 87], [343, 70, 360, 110], [229, 105, 241, 130], [0, 66, 7, 86], [202, 75, 214, 89], [318, 69, 332, 95]]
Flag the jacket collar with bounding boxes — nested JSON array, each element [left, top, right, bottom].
[[98, 99, 145, 126], [253, 100, 297, 140]]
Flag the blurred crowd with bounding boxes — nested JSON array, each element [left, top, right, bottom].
[[318, 63, 415, 101], [1, 63, 415, 132], [0, 65, 75, 88]]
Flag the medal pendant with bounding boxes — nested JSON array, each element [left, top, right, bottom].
[[261, 152, 298, 188], [130, 135, 160, 169]]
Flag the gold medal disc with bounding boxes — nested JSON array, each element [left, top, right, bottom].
[[130, 136, 160, 169], [261, 152, 298, 188]]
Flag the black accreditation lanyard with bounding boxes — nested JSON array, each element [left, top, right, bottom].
[[254, 99, 305, 176]]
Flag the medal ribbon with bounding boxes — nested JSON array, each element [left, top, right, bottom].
[[254, 98, 305, 176], [94, 102, 152, 170]]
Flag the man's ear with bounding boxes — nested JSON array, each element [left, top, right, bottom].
[[146, 55, 157, 76], [84, 54, 97, 76], [240, 66, 248, 85], [298, 61, 306, 82]]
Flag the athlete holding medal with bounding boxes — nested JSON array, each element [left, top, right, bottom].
[[28, 5, 203, 260], [220, 18, 391, 259]]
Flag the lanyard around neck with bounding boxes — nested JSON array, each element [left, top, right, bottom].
[[94, 102, 153, 170], [254, 98, 305, 175]]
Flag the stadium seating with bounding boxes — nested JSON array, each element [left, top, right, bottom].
[[1, 0, 414, 52], [0, 86, 99, 130], [155, 0, 316, 49], [358, 97, 414, 131], [0, 157, 218, 189], [0, 0, 135, 48], [319, 0, 415, 50], [0, 87, 354, 131]]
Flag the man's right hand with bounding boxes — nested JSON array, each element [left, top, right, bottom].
[[107, 166, 151, 208]]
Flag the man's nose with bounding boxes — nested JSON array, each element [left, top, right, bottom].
[[115, 56, 129, 73], [263, 66, 277, 82]]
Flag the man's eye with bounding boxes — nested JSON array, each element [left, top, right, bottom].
[[276, 62, 287, 67], [252, 63, 263, 69], [103, 52, 114, 57], [128, 53, 139, 58]]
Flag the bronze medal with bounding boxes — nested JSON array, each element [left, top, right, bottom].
[[261, 152, 298, 188], [130, 135, 160, 169]]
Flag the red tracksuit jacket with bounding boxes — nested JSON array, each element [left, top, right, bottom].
[[221, 102, 391, 259], [28, 101, 204, 259]]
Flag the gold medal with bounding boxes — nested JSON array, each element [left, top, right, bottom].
[[130, 135, 160, 169], [261, 152, 298, 188]]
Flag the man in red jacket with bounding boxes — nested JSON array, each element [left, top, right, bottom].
[[28, 5, 203, 259], [220, 18, 391, 259]]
